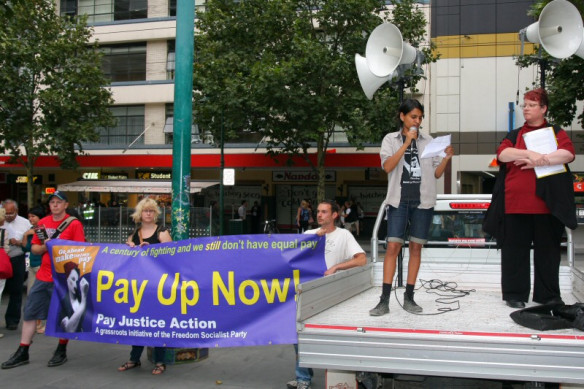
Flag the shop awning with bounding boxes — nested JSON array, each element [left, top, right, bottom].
[[58, 180, 219, 194]]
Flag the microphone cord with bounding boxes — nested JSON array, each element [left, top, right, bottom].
[[393, 277, 476, 316]]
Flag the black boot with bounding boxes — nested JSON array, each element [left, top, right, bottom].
[[1, 345, 30, 369], [403, 292, 423, 313], [369, 295, 390, 316], [47, 343, 67, 367]]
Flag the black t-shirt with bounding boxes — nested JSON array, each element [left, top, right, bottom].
[[400, 136, 421, 202], [345, 204, 358, 222]]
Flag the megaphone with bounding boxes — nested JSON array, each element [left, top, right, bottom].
[[355, 54, 389, 100], [520, 0, 583, 59], [366, 23, 417, 77], [355, 23, 420, 99]]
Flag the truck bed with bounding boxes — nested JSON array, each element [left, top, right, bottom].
[[297, 262, 584, 384]]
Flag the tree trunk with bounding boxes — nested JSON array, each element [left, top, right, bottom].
[[316, 136, 326, 203], [25, 156, 35, 209]]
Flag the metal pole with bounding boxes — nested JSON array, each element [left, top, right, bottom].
[[97, 206, 101, 242], [119, 205, 123, 244], [540, 58, 547, 90], [171, 0, 195, 241], [219, 112, 225, 235]]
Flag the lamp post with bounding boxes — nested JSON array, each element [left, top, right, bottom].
[[170, 0, 195, 241], [219, 112, 225, 236], [202, 110, 225, 236]]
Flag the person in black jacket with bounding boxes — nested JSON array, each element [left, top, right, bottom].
[[496, 88, 575, 309]]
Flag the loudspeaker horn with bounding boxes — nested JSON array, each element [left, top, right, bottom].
[[365, 22, 417, 77], [355, 54, 389, 100], [521, 0, 583, 59]]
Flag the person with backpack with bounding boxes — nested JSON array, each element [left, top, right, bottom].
[[118, 197, 172, 375], [2, 191, 85, 369], [342, 200, 358, 235], [296, 200, 313, 234], [496, 88, 576, 309]]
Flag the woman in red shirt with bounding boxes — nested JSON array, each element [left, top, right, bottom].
[[497, 88, 575, 309]]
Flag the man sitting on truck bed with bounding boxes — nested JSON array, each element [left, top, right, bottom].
[[287, 199, 367, 389]]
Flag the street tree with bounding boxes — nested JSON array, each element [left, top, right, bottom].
[[518, 0, 584, 129], [0, 0, 114, 207], [193, 0, 436, 201]]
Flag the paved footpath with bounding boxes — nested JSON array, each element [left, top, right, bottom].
[[0, 295, 325, 389]]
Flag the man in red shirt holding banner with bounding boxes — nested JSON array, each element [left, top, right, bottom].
[[1, 191, 85, 369]]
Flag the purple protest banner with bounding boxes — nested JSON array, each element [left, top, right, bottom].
[[45, 234, 326, 348]]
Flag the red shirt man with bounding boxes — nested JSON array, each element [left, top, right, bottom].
[[1, 191, 85, 370]]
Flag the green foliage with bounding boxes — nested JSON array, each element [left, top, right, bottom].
[[193, 0, 435, 200], [520, 0, 584, 128], [0, 0, 114, 206]]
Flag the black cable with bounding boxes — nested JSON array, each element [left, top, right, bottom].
[[392, 277, 476, 316]]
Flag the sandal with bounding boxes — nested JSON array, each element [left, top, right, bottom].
[[118, 360, 141, 372], [152, 363, 166, 375]]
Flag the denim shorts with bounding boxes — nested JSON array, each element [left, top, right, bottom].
[[23, 280, 54, 321], [386, 200, 434, 244]]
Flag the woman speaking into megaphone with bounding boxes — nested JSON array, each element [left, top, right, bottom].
[[369, 99, 454, 317]]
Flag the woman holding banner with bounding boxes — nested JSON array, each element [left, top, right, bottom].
[[118, 197, 172, 375]]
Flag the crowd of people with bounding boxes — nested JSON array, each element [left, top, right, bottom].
[[0, 193, 175, 375]]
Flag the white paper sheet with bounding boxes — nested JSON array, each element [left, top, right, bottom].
[[522, 127, 566, 178], [421, 134, 451, 159]]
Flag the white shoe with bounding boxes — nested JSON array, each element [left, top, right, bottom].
[[286, 379, 297, 389], [0, 333, 4, 338]]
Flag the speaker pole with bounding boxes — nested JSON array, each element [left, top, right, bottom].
[[540, 57, 547, 89]]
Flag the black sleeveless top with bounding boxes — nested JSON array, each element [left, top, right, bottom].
[[131, 224, 168, 245]]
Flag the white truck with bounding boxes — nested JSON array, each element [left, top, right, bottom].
[[296, 195, 584, 388]]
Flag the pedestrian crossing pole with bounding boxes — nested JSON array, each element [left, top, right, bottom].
[[171, 0, 195, 241]]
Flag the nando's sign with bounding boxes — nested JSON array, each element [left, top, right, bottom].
[[272, 170, 335, 182]]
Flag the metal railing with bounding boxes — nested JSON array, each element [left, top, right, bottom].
[[74, 206, 214, 243]]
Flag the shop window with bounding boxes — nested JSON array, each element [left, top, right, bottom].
[[100, 43, 146, 82]]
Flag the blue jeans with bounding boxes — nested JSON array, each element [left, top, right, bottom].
[[294, 344, 313, 384], [130, 346, 165, 364], [386, 200, 433, 244]]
